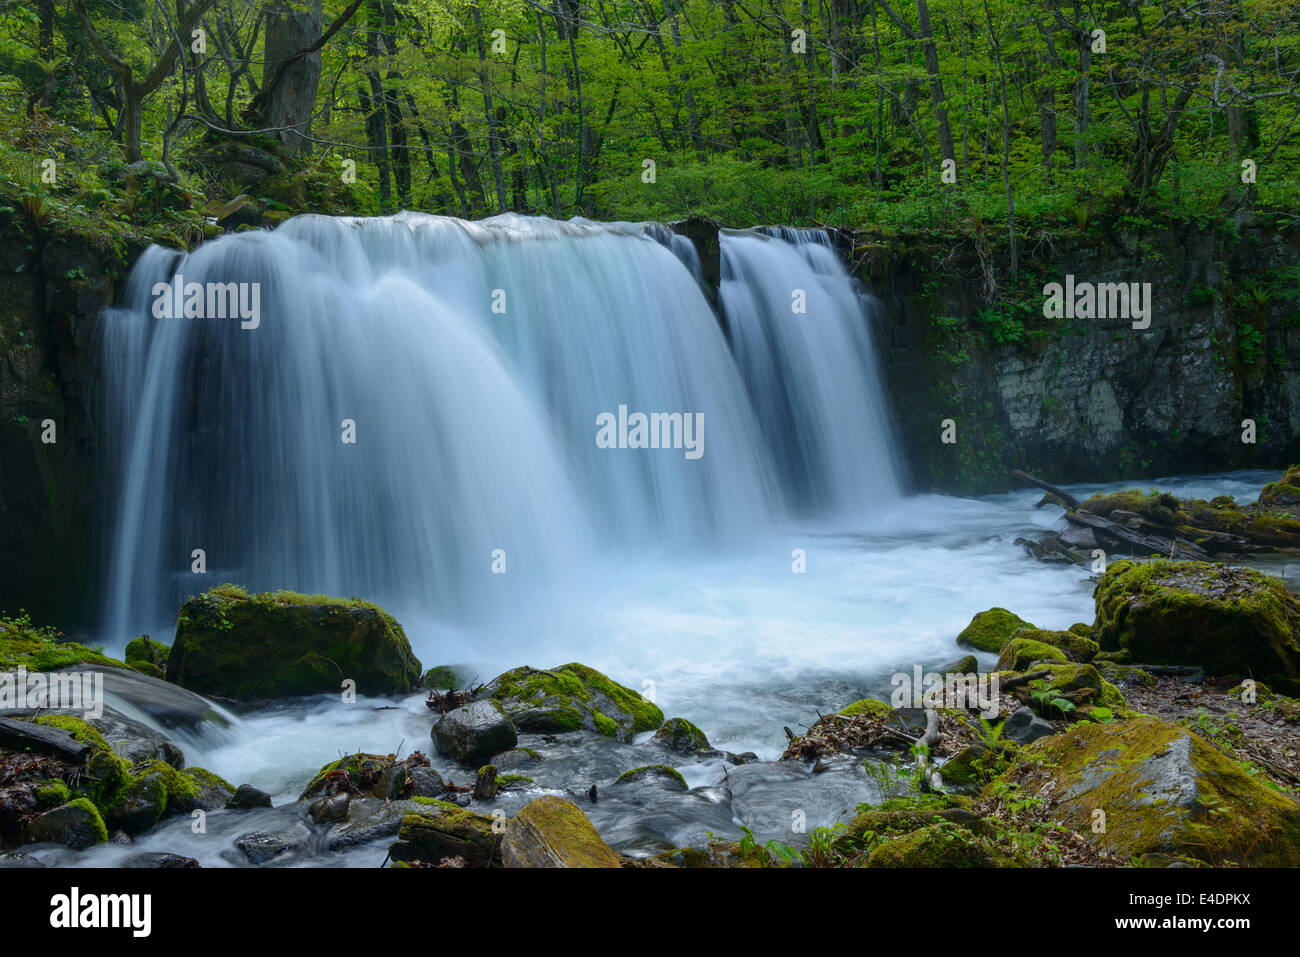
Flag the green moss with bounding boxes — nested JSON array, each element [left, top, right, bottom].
[[1002, 716, 1300, 865], [124, 635, 169, 671], [136, 760, 200, 811], [652, 716, 711, 752], [996, 637, 1068, 671], [63, 797, 109, 846], [558, 662, 663, 732], [592, 711, 619, 737], [957, 607, 1036, 653], [35, 779, 71, 807], [83, 749, 133, 817], [1013, 627, 1099, 662], [1094, 559, 1300, 691], [487, 662, 663, 737], [35, 714, 109, 751], [1027, 662, 1126, 709], [300, 752, 391, 799], [866, 821, 1016, 867], [615, 764, 688, 789], [495, 774, 534, 787], [839, 698, 894, 718], [0, 613, 128, 672]]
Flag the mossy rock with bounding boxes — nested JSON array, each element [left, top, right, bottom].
[[866, 821, 1017, 867], [300, 752, 394, 800], [996, 636, 1068, 671], [389, 801, 502, 867], [996, 715, 1300, 866], [183, 767, 237, 809], [615, 764, 688, 791], [652, 717, 711, 754], [168, 585, 423, 700], [1258, 465, 1300, 508], [125, 635, 169, 673], [422, 664, 472, 690], [0, 615, 128, 673], [1094, 559, 1300, 693], [1026, 662, 1126, 709], [22, 798, 108, 849], [957, 607, 1036, 653], [483, 663, 663, 741], [1012, 627, 1099, 662], [500, 796, 622, 868], [35, 779, 71, 808]]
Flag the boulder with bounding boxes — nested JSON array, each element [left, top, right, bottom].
[[998, 715, 1300, 866], [481, 663, 663, 740], [1010, 627, 1100, 662], [651, 717, 711, 755], [22, 799, 107, 849], [226, 784, 272, 809], [124, 635, 169, 675], [388, 801, 502, 867], [614, 765, 687, 791], [167, 585, 423, 700], [996, 636, 1067, 671], [957, 608, 1036, 652], [1002, 707, 1056, 745], [501, 796, 622, 868], [432, 699, 517, 765], [1094, 559, 1300, 694]]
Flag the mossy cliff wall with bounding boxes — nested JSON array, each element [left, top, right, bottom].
[[850, 218, 1300, 494]]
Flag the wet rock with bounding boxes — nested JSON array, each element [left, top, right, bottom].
[[501, 796, 622, 868], [407, 766, 444, 797], [481, 663, 663, 741], [388, 802, 502, 867], [184, 767, 237, 810], [325, 798, 428, 850], [0, 852, 44, 867], [1002, 707, 1056, 745], [226, 784, 273, 809], [432, 699, 517, 765], [168, 586, 423, 700], [22, 799, 107, 849], [377, 764, 408, 800], [614, 765, 687, 791], [651, 717, 711, 755], [115, 774, 167, 834], [121, 852, 200, 868], [233, 826, 306, 865], [473, 765, 498, 800], [309, 792, 350, 824], [493, 748, 540, 771]]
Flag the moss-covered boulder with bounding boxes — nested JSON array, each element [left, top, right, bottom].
[[1025, 662, 1126, 711], [167, 585, 422, 699], [482, 663, 663, 741], [0, 613, 129, 673], [957, 608, 1036, 653], [1258, 466, 1300, 508], [997, 715, 1300, 866], [996, 636, 1068, 672], [125, 635, 169, 675], [1012, 627, 1099, 662], [651, 717, 710, 755], [22, 798, 108, 849], [388, 800, 502, 867], [500, 796, 622, 868], [1094, 559, 1300, 694], [614, 764, 688, 791], [300, 753, 396, 800], [839, 697, 895, 719], [866, 821, 1016, 867]]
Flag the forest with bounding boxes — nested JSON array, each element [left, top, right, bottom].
[[1, 0, 1297, 244]]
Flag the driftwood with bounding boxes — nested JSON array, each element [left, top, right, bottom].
[[0, 715, 91, 762], [1064, 509, 1210, 561], [1012, 470, 1081, 510]]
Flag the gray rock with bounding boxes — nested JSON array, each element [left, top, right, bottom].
[[1003, 706, 1057, 745], [407, 766, 444, 797], [226, 784, 273, 809], [121, 852, 200, 868], [432, 699, 517, 765], [233, 825, 308, 865]]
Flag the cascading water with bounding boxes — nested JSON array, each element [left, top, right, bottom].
[[100, 213, 902, 646]]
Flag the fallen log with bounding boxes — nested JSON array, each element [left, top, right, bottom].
[[1012, 470, 1081, 510], [0, 715, 91, 762], [1064, 509, 1210, 561]]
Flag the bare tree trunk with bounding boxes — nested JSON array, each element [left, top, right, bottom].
[[262, 0, 323, 157]]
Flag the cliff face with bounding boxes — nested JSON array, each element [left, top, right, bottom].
[[0, 229, 120, 630], [855, 220, 1300, 494]]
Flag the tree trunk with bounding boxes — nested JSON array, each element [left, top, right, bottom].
[[262, 0, 323, 157]]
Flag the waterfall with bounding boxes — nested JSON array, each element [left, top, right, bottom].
[[100, 214, 900, 643]]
